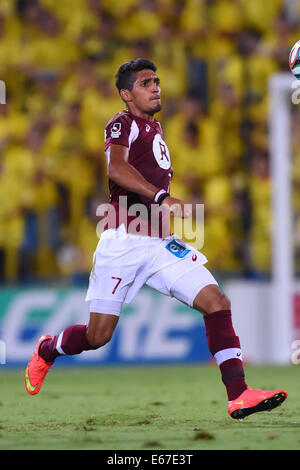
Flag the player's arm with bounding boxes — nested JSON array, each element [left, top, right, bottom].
[[108, 144, 191, 217], [108, 144, 159, 199]]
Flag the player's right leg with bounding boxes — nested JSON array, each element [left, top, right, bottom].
[[191, 284, 288, 419], [146, 246, 288, 419], [24, 312, 119, 395]]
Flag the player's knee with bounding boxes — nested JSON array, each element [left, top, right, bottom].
[[206, 291, 231, 314], [86, 328, 114, 349], [193, 285, 231, 314]]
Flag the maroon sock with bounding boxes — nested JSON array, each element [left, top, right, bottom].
[[39, 325, 93, 363], [204, 310, 247, 401]]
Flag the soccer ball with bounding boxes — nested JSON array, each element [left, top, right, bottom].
[[289, 40, 300, 79]]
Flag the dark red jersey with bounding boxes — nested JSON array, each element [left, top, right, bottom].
[[103, 110, 173, 237]]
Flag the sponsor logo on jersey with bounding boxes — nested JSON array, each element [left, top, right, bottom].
[[111, 122, 122, 138], [165, 240, 191, 258]]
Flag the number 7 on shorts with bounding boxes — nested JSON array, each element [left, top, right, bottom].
[[111, 277, 122, 294]]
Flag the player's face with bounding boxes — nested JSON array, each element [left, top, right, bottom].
[[124, 69, 161, 118]]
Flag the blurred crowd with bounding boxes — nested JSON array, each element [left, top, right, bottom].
[[0, 0, 300, 284]]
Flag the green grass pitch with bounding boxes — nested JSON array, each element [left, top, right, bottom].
[[0, 364, 299, 450]]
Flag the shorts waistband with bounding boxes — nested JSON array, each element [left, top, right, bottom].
[[100, 224, 163, 241]]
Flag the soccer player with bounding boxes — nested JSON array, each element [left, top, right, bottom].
[[24, 58, 287, 419]]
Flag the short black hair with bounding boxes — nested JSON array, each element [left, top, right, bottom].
[[115, 58, 157, 92]]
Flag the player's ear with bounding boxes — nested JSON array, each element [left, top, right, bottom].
[[120, 88, 132, 103]]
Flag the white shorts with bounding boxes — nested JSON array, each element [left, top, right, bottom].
[[86, 225, 218, 316]]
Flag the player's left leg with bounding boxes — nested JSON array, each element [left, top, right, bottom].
[[24, 312, 119, 395], [38, 312, 119, 361]]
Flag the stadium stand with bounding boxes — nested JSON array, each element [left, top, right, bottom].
[[0, 0, 299, 283]]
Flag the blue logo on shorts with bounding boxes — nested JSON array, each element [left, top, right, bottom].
[[165, 240, 191, 258]]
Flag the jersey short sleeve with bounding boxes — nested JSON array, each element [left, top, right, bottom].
[[104, 112, 139, 151]]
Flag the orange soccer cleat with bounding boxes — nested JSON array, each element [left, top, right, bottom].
[[24, 335, 53, 395], [228, 386, 288, 419]]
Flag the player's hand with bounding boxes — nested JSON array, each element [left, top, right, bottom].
[[161, 196, 192, 218]]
